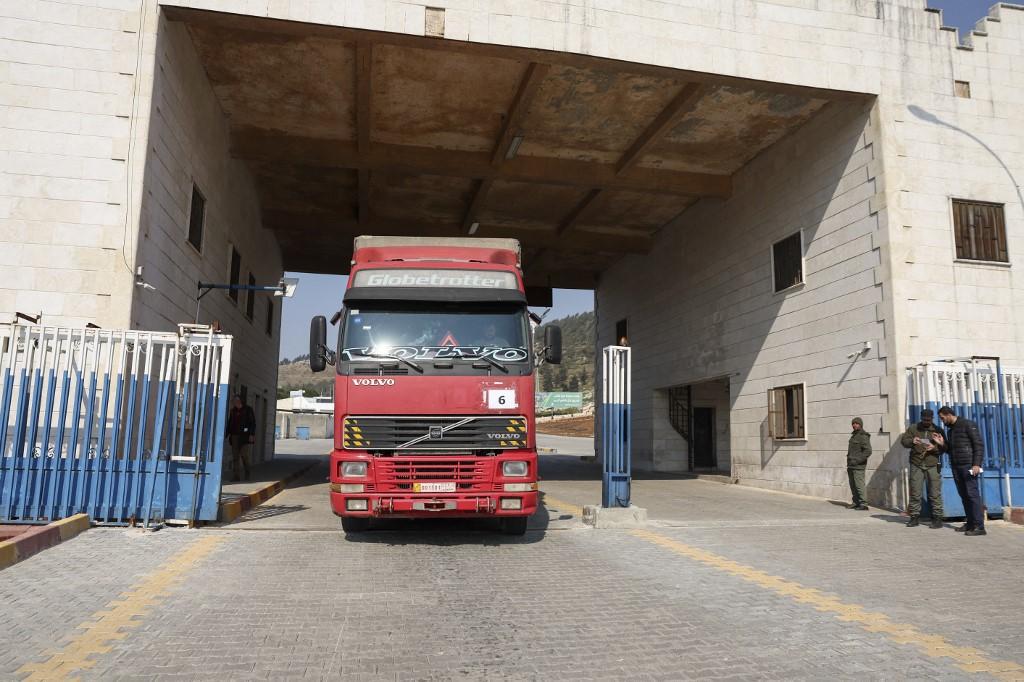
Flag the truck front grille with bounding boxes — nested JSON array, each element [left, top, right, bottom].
[[374, 458, 491, 492], [342, 416, 527, 451]]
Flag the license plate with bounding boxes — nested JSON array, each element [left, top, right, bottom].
[[414, 482, 456, 493]]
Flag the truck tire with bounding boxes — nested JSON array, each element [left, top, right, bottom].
[[341, 517, 371, 533], [502, 516, 529, 536]]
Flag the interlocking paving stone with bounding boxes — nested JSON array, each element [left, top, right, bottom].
[[2, 453, 1023, 680]]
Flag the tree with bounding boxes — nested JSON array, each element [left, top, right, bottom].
[[554, 364, 568, 389], [302, 387, 319, 398], [276, 387, 290, 399], [541, 368, 555, 392], [567, 374, 580, 392]]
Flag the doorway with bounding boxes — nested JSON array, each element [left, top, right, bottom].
[[692, 407, 716, 470]]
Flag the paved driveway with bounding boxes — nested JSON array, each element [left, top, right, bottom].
[[3, 447, 1024, 680]]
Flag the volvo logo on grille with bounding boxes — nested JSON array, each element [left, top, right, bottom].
[[428, 426, 444, 440], [351, 378, 395, 386]]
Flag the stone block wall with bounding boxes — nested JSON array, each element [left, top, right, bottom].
[[597, 99, 887, 501], [0, 0, 144, 327], [131, 15, 284, 462]]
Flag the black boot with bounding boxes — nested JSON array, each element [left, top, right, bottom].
[[955, 524, 972, 533], [929, 518, 943, 529], [906, 516, 920, 527]]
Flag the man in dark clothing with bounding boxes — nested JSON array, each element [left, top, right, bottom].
[[899, 408, 944, 528], [227, 394, 256, 481], [938, 406, 986, 536], [847, 417, 872, 510]]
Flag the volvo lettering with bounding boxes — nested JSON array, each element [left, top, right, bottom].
[[309, 237, 561, 535]]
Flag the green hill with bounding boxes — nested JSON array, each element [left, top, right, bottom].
[[536, 310, 595, 399]]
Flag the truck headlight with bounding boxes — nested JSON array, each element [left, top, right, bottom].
[[502, 461, 528, 477], [341, 461, 367, 477]]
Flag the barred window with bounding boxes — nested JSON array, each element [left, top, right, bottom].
[[768, 384, 805, 440], [772, 231, 804, 293], [953, 200, 1007, 263]]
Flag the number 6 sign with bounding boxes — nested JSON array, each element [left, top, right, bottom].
[[487, 389, 517, 409]]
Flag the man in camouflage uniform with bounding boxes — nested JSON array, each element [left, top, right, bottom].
[[847, 417, 872, 509], [899, 408, 945, 528]]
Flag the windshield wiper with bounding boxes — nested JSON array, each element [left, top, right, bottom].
[[355, 350, 424, 373], [459, 352, 509, 373]]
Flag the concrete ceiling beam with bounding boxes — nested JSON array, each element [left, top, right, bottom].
[[230, 130, 732, 198], [263, 212, 654, 255]]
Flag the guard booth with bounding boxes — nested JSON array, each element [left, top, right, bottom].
[[0, 323, 232, 526], [907, 358, 1024, 517]]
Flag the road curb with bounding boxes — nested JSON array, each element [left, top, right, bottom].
[[218, 463, 318, 523], [1004, 506, 1024, 525], [0, 513, 91, 571]]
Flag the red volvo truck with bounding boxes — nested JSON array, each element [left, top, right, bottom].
[[308, 236, 561, 535]]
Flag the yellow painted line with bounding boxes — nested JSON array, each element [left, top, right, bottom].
[[18, 534, 224, 680], [631, 529, 1024, 680], [540, 493, 584, 516]]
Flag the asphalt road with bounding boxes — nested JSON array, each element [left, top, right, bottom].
[[537, 433, 595, 457]]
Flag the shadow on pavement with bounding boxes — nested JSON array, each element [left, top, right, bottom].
[[342, 501, 560, 545], [233, 504, 310, 522]]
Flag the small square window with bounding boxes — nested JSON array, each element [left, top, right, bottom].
[[245, 273, 256, 320], [228, 247, 241, 303], [772, 231, 804, 293], [768, 384, 805, 440], [266, 298, 274, 336], [187, 184, 205, 252], [952, 200, 1007, 263], [954, 80, 971, 99]]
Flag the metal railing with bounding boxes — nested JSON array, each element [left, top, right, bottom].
[[0, 323, 232, 525]]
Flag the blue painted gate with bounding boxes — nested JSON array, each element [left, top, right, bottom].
[[601, 345, 631, 508], [0, 323, 233, 525], [907, 359, 1024, 518]]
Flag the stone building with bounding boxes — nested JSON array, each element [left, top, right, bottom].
[[1, 0, 1021, 500]]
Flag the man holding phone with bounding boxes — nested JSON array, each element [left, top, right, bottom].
[[899, 408, 945, 528], [938, 406, 986, 536]]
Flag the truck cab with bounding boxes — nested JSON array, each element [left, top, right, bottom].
[[309, 236, 561, 535]]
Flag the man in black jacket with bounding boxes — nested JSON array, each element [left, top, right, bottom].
[[227, 394, 257, 481], [938, 406, 986, 536]]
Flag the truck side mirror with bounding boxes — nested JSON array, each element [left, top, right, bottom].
[[309, 316, 327, 373], [544, 325, 562, 365]]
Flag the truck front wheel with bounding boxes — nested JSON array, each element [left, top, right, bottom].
[[341, 516, 371, 533], [502, 516, 529, 536]]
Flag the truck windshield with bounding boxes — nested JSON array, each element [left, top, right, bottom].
[[340, 304, 529, 365]]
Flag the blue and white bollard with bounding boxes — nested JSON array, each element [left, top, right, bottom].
[[601, 345, 631, 508]]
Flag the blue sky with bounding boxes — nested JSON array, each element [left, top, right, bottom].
[[926, 0, 994, 35], [278, 272, 593, 360], [278, 0, 993, 360]]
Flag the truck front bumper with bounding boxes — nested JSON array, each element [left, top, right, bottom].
[[330, 491, 538, 518]]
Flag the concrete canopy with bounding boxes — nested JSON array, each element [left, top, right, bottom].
[[165, 7, 865, 289]]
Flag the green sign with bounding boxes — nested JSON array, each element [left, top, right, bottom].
[[535, 392, 583, 411]]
